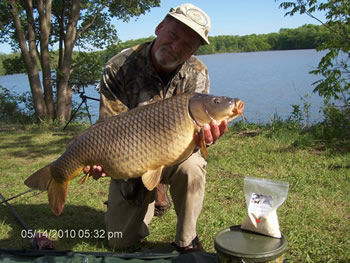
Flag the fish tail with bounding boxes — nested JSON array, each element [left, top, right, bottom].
[[48, 179, 70, 216], [47, 167, 82, 216], [25, 163, 81, 216]]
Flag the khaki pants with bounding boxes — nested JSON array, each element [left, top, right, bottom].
[[104, 151, 207, 249]]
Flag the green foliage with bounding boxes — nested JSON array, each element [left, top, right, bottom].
[[0, 86, 35, 123], [276, 24, 329, 49], [0, 0, 161, 53], [261, 98, 350, 150], [0, 24, 333, 76], [0, 85, 94, 125], [0, 0, 162, 122], [0, 55, 6, 75], [2, 54, 26, 75], [264, 113, 301, 145], [0, 53, 26, 75], [278, 0, 349, 111], [103, 36, 156, 62], [196, 24, 329, 55], [312, 105, 350, 142], [70, 51, 106, 86], [310, 48, 349, 105], [289, 94, 312, 127]]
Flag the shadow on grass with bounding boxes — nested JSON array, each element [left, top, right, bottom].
[[0, 131, 75, 160], [0, 203, 110, 251]]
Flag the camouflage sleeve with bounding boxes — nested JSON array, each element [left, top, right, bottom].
[[194, 66, 210, 95], [187, 56, 210, 95], [99, 92, 128, 121], [98, 58, 129, 121]]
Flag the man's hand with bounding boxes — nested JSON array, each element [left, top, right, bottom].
[[195, 119, 228, 147], [83, 165, 108, 180]]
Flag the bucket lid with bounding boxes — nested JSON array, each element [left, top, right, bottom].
[[214, 225, 287, 261]]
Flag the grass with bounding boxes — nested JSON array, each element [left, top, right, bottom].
[[0, 121, 349, 262]]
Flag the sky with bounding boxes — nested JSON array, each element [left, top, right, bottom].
[[0, 0, 326, 54]]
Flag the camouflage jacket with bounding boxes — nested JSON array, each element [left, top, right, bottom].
[[99, 41, 210, 120]]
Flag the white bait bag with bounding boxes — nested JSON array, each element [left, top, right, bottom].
[[241, 176, 289, 238]]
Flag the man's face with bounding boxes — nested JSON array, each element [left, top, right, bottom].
[[151, 18, 202, 74]]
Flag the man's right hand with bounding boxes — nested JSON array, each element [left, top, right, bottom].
[[83, 165, 108, 180]]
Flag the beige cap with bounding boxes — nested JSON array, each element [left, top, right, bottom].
[[167, 3, 211, 45]]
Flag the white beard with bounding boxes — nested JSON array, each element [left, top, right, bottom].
[[154, 46, 180, 70]]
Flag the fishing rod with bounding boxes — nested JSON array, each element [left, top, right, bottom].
[[0, 189, 34, 205], [0, 192, 55, 250]]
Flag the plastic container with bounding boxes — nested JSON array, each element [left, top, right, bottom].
[[214, 225, 287, 263]]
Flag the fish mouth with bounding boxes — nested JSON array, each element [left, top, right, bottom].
[[227, 99, 245, 122]]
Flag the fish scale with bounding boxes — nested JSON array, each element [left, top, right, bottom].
[[24, 93, 244, 216], [75, 92, 195, 178]]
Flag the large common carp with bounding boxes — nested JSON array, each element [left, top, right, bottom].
[[25, 93, 244, 216]]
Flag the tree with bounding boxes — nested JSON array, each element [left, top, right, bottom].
[[277, 0, 349, 107], [0, 0, 160, 123]]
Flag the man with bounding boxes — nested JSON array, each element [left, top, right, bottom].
[[86, 3, 228, 252]]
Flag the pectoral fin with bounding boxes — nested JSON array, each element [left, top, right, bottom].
[[141, 166, 164, 191], [199, 129, 208, 159]]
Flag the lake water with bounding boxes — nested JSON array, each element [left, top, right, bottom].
[[0, 49, 328, 124]]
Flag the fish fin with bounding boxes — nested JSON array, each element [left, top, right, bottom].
[[141, 166, 164, 191], [48, 179, 69, 216], [77, 174, 89, 185], [24, 165, 52, 191], [200, 129, 208, 159]]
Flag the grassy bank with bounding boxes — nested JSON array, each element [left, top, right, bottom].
[[0, 122, 349, 262]]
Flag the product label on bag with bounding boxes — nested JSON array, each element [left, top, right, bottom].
[[248, 193, 273, 216]]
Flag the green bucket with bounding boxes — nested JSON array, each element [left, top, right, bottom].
[[214, 225, 287, 263]]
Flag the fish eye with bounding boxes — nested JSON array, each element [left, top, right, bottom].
[[213, 98, 221, 104]]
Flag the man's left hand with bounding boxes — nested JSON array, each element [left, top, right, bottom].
[[83, 165, 107, 180], [195, 119, 228, 147]]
